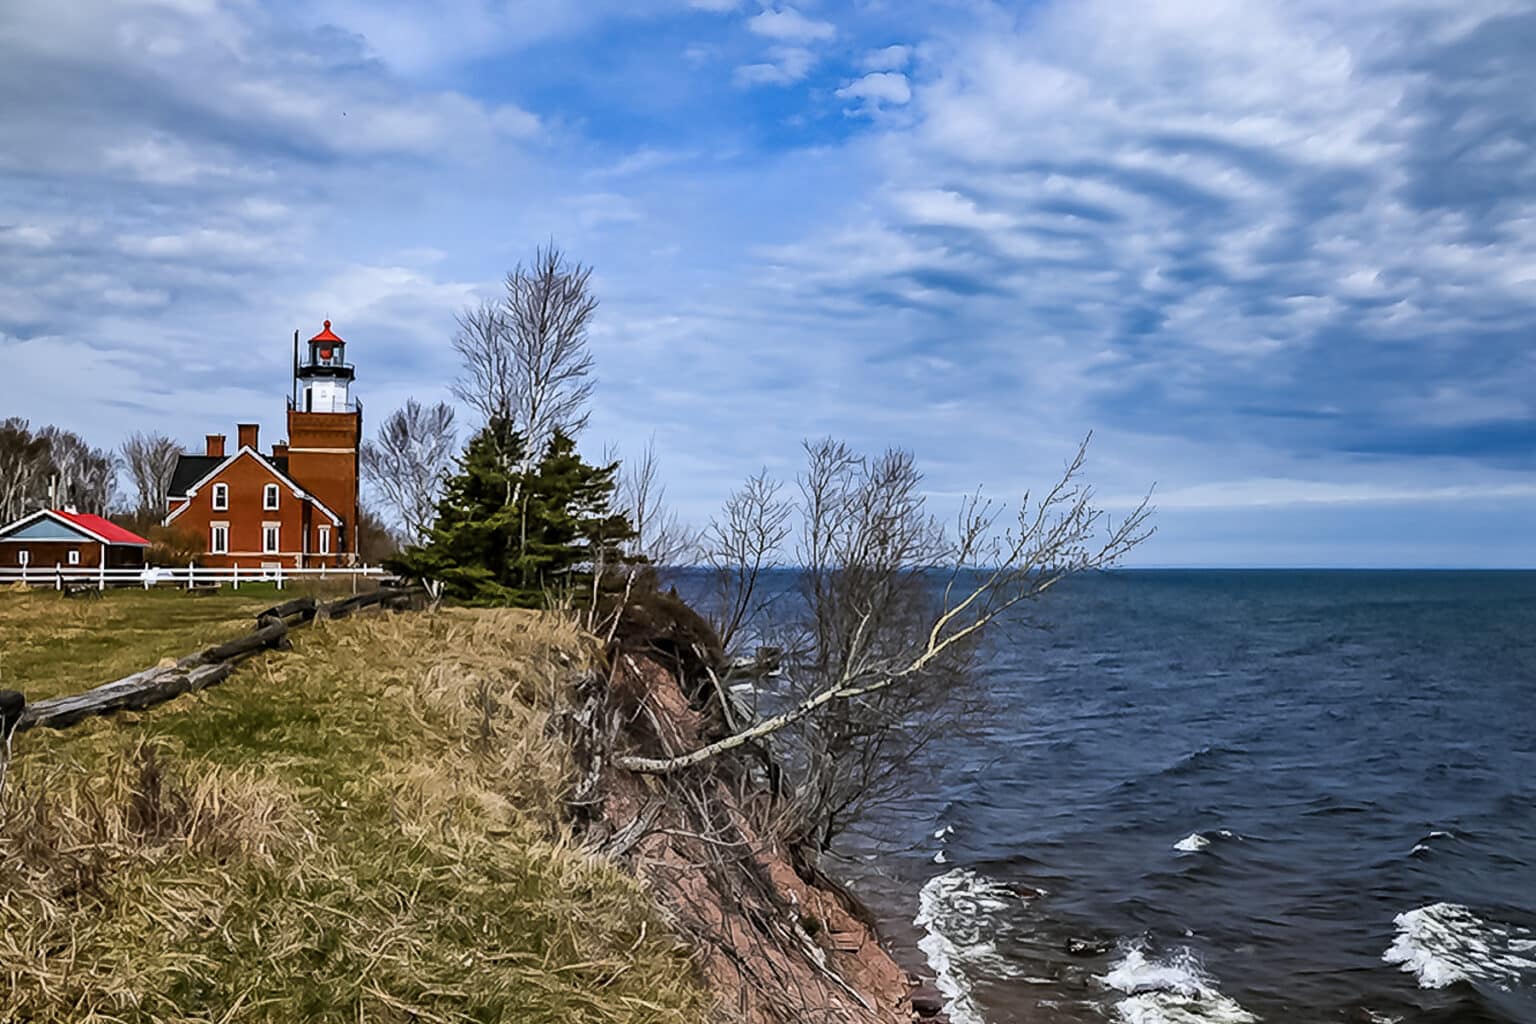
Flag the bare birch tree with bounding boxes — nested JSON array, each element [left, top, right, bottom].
[[37, 427, 116, 514], [617, 434, 1154, 849], [451, 243, 596, 460], [121, 432, 183, 519], [449, 242, 599, 565], [0, 418, 51, 521], [361, 399, 457, 544]]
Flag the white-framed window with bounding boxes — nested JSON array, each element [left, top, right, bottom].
[[67, 549, 81, 565], [262, 523, 280, 554], [17, 550, 29, 566], [212, 483, 229, 511], [263, 483, 280, 510], [318, 526, 331, 555], [210, 523, 229, 554]]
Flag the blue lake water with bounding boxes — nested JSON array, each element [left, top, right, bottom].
[[829, 570, 1536, 1024]]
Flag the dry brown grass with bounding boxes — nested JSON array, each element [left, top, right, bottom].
[[0, 607, 712, 1023]]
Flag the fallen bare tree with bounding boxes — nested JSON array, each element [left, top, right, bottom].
[[618, 434, 1154, 848]]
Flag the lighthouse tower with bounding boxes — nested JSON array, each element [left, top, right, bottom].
[[296, 320, 354, 412], [286, 320, 362, 561]]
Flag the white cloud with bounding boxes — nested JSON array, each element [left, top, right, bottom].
[[860, 44, 910, 71], [747, 7, 835, 43], [836, 71, 911, 107], [735, 46, 816, 86]]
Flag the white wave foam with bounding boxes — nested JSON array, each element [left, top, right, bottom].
[[1410, 830, 1456, 856], [1102, 947, 1257, 1023], [1174, 829, 1237, 854], [1383, 902, 1536, 991], [914, 868, 1028, 1024]]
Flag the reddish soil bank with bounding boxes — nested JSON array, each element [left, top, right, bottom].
[[572, 592, 947, 1024]]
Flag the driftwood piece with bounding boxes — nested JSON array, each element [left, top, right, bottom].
[[10, 587, 426, 735], [15, 622, 288, 732]]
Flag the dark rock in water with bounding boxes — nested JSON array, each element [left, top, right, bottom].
[[1065, 937, 1113, 957], [909, 983, 946, 1017]]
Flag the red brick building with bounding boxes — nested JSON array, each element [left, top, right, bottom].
[[0, 509, 150, 571], [164, 321, 362, 569]]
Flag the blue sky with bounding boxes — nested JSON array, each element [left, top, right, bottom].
[[1, 0, 1534, 566]]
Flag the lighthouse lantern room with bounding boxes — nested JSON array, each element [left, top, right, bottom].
[[297, 320, 354, 413]]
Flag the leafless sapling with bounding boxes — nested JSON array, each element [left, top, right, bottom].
[[615, 435, 700, 568], [120, 432, 183, 520], [702, 470, 793, 656], [361, 399, 457, 544]]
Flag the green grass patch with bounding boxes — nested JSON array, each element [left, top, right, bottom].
[[0, 582, 384, 701], [0, 608, 711, 1023]]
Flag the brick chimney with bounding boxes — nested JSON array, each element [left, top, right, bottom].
[[271, 442, 289, 460], [237, 423, 259, 451], [206, 434, 226, 458]]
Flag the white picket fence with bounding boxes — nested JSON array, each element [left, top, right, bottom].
[[0, 564, 391, 591]]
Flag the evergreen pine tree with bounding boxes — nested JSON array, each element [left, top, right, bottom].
[[387, 418, 637, 606]]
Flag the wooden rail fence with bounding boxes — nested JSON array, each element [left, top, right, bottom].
[[0, 587, 426, 740]]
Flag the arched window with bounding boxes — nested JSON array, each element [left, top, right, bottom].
[[212, 483, 229, 511], [263, 483, 280, 510]]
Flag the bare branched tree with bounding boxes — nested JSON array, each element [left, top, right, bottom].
[[37, 427, 116, 514], [121, 432, 183, 520], [451, 243, 596, 461], [615, 436, 699, 568], [361, 399, 457, 545], [703, 470, 793, 655], [618, 434, 1155, 850], [0, 418, 52, 521]]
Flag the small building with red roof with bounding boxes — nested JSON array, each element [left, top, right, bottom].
[[0, 508, 151, 571]]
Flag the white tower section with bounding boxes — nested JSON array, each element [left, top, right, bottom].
[[296, 320, 355, 413]]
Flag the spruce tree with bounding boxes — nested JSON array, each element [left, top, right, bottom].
[[388, 418, 636, 606]]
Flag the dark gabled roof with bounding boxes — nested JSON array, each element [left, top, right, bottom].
[[168, 455, 221, 498], [169, 454, 293, 497]]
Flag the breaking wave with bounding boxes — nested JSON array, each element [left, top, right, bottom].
[[1102, 945, 1257, 1024], [914, 868, 1031, 1024], [1382, 902, 1536, 991], [1174, 829, 1237, 854]]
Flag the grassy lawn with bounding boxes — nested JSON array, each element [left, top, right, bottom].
[[0, 582, 375, 701], [0, 605, 711, 1023]]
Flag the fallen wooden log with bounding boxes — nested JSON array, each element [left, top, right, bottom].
[[16, 661, 245, 732], [14, 620, 290, 733], [8, 587, 426, 735], [256, 595, 318, 626], [320, 588, 395, 620]]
